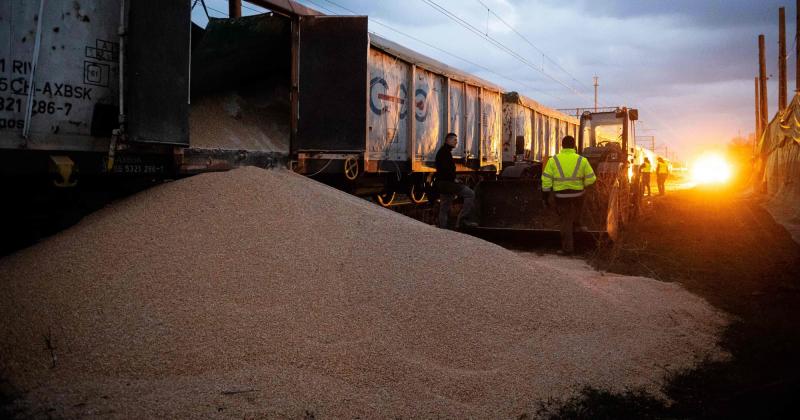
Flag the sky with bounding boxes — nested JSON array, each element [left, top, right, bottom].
[[193, 0, 794, 161]]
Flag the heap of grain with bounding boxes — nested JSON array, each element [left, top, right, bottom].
[[189, 90, 290, 153], [0, 167, 728, 418]]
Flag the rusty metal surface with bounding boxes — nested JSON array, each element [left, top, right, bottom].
[[126, 0, 190, 145], [294, 16, 368, 152], [178, 148, 286, 174]]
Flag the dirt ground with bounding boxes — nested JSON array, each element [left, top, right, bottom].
[[561, 184, 800, 418]]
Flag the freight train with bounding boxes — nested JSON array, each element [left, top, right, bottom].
[[1, 0, 648, 242]]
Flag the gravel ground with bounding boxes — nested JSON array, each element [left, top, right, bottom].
[[0, 167, 728, 418]]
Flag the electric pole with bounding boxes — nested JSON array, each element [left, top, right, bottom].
[[230, 0, 242, 18], [779, 7, 787, 111], [759, 34, 769, 135], [755, 76, 761, 152]]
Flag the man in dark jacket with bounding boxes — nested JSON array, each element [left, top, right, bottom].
[[435, 132, 476, 229]]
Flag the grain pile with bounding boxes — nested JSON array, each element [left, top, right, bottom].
[[190, 91, 290, 153], [0, 167, 728, 418]]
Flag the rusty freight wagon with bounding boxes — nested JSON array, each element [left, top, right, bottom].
[[289, 28, 505, 205], [187, 1, 506, 205], [500, 92, 579, 178]]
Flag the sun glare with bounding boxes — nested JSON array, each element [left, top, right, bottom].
[[691, 153, 732, 184]]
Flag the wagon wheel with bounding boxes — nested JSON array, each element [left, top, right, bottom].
[[344, 157, 359, 181], [375, 191, 396, 207], [409, 183, 427, 204]]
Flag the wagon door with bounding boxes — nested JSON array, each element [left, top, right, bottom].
[[126, 0, 190, 145], [295, 16, 368, 152]]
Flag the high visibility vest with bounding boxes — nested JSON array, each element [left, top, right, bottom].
[[641, 162, 652, 173], [541, 148, 596, 197], [657, 162, 669, 174]]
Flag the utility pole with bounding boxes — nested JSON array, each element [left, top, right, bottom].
[[779, 7, 787, 111], [593, 76, 599, 112], [230, 0, 242, 18], [759, 34, 769, 136], [755, 76, 761, 151]]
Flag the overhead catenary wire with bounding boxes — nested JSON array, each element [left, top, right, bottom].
[[419, 0, 592, 103], [471, 1, 679, 146], [304, 0, 340, 15], [200, 1, 266, 18], [317, 0, 564, 102], [475, 0, 593, 94]]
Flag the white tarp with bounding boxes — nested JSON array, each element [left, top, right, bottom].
[[367, 49, 410, 162], [481, 90, 502, 167], [414, 68, 444, 162], [757, 94, 800, 242]]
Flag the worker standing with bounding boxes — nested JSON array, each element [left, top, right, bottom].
[[435, 132, 477, 229], [656, 157, 670, 195], [542, 135, 596, 255], [640, 157, 652, 196]]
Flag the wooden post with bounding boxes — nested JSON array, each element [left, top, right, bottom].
[[290, 17, 300, 148], [755, 77, 761, 144], [759, 34, 769, 135], [779, 7, 787, 111], [229, 0, 242, 18]]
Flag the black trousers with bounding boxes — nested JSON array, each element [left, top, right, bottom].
[[436, 181, 475, 228], [555, 195, 584, 253], [657, 173, 668, 195]]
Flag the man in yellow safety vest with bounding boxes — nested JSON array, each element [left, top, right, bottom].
[[542, 135, 596, 255], [656, 157, 670, 195], [640, 157, 652, 196]]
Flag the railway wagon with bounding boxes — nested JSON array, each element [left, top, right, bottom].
[[0, 0, 503, 204], [500, 92, 579, 178], [0, 0, 296, 249], [290, 27, 505, 204], [0, 0, 289, 187]]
